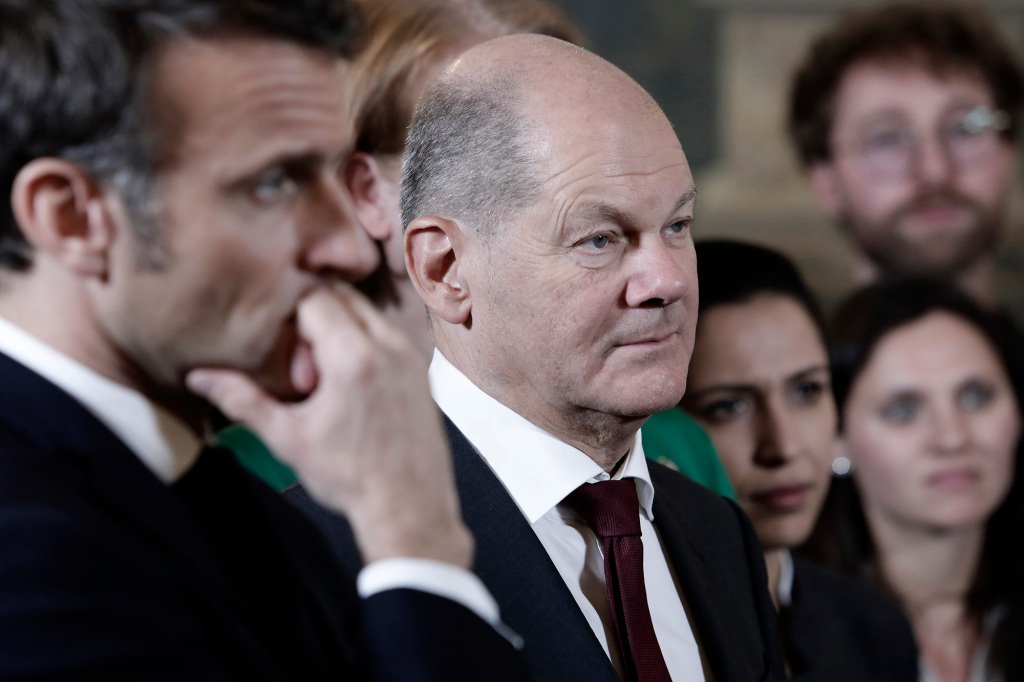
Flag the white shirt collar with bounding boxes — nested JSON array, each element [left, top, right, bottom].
[[428, 348, 656, 524], [0, 314, 201, 483]]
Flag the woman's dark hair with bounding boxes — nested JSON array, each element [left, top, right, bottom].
[[695, 239, 828, 346], [801, 277, 1024, 678]]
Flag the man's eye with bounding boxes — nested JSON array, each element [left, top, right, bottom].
[[586, 234, 611, 249], [251, 168, 297, 202], [946, 121, 979, 141], [865, 129, 913, 152], [666, 220, 689, 235]]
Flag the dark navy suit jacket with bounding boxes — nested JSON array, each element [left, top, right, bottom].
[[0, 351, 528, 681], [784, 558, 919, 682], [290, 416, 787, 682]]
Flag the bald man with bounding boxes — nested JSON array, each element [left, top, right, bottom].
[[292, 35, 785, 682]]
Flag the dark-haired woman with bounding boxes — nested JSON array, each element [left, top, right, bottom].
[[805, 278, 1024, 682], [682, 240, 918, 680]]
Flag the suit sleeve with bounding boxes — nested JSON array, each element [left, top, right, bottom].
[[273, 481, 533, 682]]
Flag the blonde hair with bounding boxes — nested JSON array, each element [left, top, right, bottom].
[[351, 0, 580, 157]]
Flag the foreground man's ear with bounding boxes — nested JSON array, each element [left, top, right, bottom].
[[405, 214, 471, 325], [11, 158, 116, 279]]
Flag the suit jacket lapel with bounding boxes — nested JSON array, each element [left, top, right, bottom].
[[0, 352, 230, 585], [0, 352, 257, 615], [649, 463, 769, 681], [445, 418, 619, 682]]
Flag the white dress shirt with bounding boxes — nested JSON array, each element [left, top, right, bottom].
[[430, 348, 706, 680], [0, 315, 501, 628]]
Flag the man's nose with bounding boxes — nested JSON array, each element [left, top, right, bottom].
[[623, 242, 691, 308], [300, 174, 381, 282], [911, 134, 955, 187]]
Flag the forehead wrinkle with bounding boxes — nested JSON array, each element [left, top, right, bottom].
[[569, 183, 696, 233]]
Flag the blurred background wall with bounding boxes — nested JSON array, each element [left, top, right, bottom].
[[545, 0, 1024, 318]]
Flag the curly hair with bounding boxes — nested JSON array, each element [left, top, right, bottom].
[[788, 3, 1024, 168]]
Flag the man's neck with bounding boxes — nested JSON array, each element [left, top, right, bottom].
[[433, 344, 646, 473], [0, 279, 207, 437]]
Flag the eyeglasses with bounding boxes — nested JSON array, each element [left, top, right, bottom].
[[838, 105, 1011, 182]]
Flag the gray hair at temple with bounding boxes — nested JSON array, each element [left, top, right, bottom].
[[399, 66, 543, 238]]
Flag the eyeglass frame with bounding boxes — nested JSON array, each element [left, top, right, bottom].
[[831, 105, 1013, 182]]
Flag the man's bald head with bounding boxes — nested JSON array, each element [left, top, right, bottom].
[[402, 33, 695, 462], [400, 34, 673, 237]]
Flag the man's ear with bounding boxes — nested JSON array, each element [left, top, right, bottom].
[[11, 158, 115, 278], [405, 215, 471, 325], [343, 152, 392, 243], [807, 161, 843, 219]]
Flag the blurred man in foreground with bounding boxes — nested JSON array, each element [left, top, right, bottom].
[[0, 1, 525, 678]]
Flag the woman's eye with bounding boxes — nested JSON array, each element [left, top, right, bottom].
[[792, 380, 824, 405], [880, 397, 918, 425], [959, 381, 995, 411], [701, 397, 748, 423]]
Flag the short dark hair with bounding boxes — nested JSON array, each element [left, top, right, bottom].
[[788, 3, 1024, 168], [399, 67, 542, 236], [694, 239, 827, 346], [802, 277, 1024, 679], [0, 0, 361, 271]]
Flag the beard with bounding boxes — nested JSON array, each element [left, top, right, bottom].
[[842, 187, 1002, 279]]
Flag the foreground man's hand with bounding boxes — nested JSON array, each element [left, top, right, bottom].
[[187, 285, 472, 568]]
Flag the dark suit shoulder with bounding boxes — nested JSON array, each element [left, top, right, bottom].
[[646, 458, 757, 548], [0, 440, 237, 679], [787, 558, 918, 682]]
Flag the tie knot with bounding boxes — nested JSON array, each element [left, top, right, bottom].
[[566, 479, 642, 538]]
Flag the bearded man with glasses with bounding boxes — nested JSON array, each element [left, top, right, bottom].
[[789, 3, 1023, 310]]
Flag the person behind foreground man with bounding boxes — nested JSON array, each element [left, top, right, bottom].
[[0, 1, 528, 679], [291, 34, 786, 682], [345, 0, 580, 358], [220, 0, 582, 487], [224, 0, 734, 500], [681, 240, 918, 680], [802, 279, 1024, 682], [788, 3, 1024, 309]]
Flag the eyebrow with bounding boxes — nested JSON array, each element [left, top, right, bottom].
[[573, 184, 698, 229], [686, 364, 828, 398]]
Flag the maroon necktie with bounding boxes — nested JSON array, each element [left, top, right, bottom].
[[567, 480, 673, 682]]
